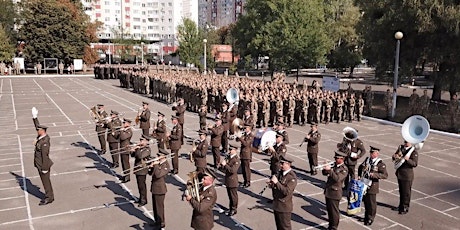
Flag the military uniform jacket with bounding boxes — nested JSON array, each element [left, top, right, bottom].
[[190, 185, 217, 230], [153, 119, 166, 141], [344, 139, 366, 166], [150, 160, 170, 195], [133, 146, 151, 175], [270, 142, 286, 173], [221, 110, 229, 131], [33, 119, 53, 171], [238, 132, 254, 160], [394, 145, 418, 181], [323, 163, 348, 200], [229, 106, 237, 122], [139, 109, 151, 129], [220, 155, 240, 188], [209, 125, 224, 147], [169, 124, 182, 150], [278, 129, 289, 145], [95, 110, 108, 132], [174, 104, 186, 124], [193, 140, 209, 168], [358, 157, 388, 194], [272, 169, 297, 212], [306, 130, 321, 154], [119, 127, 133, 153], [198, 110, 207, 124], [107, 118, 122, 143], [243, 115, 254, 127]]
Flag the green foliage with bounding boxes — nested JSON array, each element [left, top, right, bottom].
[[18, 0, 92, 63], [0, 0, 17, 42], [0, 24, 14, 61], [233, 0, 333, 71], [356, 0, 460, 99], [177, 18, 203, 68]]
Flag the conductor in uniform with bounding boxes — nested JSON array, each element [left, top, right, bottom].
[[149, 148, 171, 229], [168, 115, 182, 174], [267, 155, 297, 230], [305, 123, 321, 175], [192, 130, 209, 174], [392, 141, 418, 214], [219, 147, 240, 216], [185, 168, 218, 230], [32, 107, 54, 205], [95, 104, 108, 154], [139, 101, 151, 136], [358, 146, 388, 226], [323, 150, 348, 230]]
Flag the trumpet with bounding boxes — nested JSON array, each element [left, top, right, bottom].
[[313, 161, 335, 170], [122, 153, 174, 176]]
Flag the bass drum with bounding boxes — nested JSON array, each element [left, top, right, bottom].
[[252, 128, 271, 153]]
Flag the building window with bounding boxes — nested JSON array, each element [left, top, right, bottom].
[[133, 25, 140, 29], [168, 2, 172, 7], [168, 10, 172, 15], [105, 9, 110, 13], [105, 17, 110, 22], [168, 18, 172, 23], [133, 17, 140, 22], [148, 26, 154, 29], [104, 1, 110, 5]]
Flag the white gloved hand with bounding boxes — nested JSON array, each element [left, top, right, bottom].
[[41, 170, 48, 174], [32, 107, 38, 118]]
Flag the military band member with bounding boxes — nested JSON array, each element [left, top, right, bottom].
[[172, 98, 186, 145], [339, 132, 366, 190], [132, 134, 152, 207], [219, 147, 240, 216], [139, 101, 151, 136], [268, 132, 287, 176], [209, 118, 224, 168], [243, 109, 254, 128], [168, 115, 182, 174], [275, 122, 289, 145], [149, 149, 170, 229], [392, 141, 418, 214], [119, 119, 133, 183], [185, 168, 218, 230], [193, 130, 209, 173], [107, 110, 122, 168], [323, 151, 348, 230], [305, 123, 321, 175], [358, 146, 388, 226], [95, 104, 108, 154], [199, 104, 208, 130], [220, 103, 230, 153], [237, 125, 254, 188], [152, 112, 167, 151], [32, 107, 54, 205], [419, 90, 430, 117], [267, 155, 297, 230]]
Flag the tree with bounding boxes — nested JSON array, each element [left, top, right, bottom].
[[232, 0, 333, 71], [177, 18, 213, 70], [18, 0, 93, 63], [356, 0, 460, 100], [0, 24, 14, 62], [0, 0, 17, 42]]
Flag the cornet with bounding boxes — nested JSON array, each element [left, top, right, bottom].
[[313, 161, 335, 170]]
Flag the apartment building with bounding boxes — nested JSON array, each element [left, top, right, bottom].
[[198, 0, 245, 28]]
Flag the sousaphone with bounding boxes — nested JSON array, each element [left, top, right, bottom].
[[226, 88, 239, 110]]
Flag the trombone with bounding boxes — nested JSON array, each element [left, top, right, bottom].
[[121, 153, 175, 176]]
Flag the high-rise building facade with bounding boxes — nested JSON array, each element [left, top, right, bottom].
[[198, 0, 245, 28]]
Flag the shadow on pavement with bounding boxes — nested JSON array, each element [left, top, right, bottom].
[[10, 171, 44, 200]]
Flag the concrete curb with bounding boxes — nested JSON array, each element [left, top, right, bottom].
[[0, 74, 94, 78], [362, 115, 460, 138]]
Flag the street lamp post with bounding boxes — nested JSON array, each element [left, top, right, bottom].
[[391, 31, 403, 118], [141, 42, 144, 66], [203, 39, 207, 75]]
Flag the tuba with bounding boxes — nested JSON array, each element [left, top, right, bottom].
[[185, 171, 202, 202], [393, 115, 430, 169], [226, 88, 239, 110]]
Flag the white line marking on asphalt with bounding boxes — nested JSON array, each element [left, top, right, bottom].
[[0, 163, 21, 168], [0, 195, 25, 201], [48, 79, 64, 91], [18, 135, 35, 230], [45, 93, 74, 125], [0, 206, 27, 212], [32, 79, 44, 92], [0, 157, 20, 162], [0, 79, 3, 93]]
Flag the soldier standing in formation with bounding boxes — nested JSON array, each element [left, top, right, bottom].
[[32, 107, 55, 205], [358, 146, 388, 226], [186, 168, 218, 230], [392, 141, 418, 214], [198, 105, 207, 130], [305, 123, 321, 175], [323, 151, 348, 230], [149, 149, 170, 229], [357, 94, 365, 121], [364, 86, 374, 116], [237, 125, 254, 188], [168, 115, 182, 174], [268, 155, 297, 230], [384, 89, 393, 118], [409, 89, 419, 115], [192, 130, 209, 174], [449, 94, 458, 132], [419, 90, 430, 117], [119, 119, 133, 183], [95, 104, 108, 155], [107, 110, 122, 168], [132, 134, 152, 207], [139, 102, 151, 136], [219, 147, 240, 216]]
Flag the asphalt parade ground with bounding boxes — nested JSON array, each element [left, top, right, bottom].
[[0, 75, 459, 230]]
